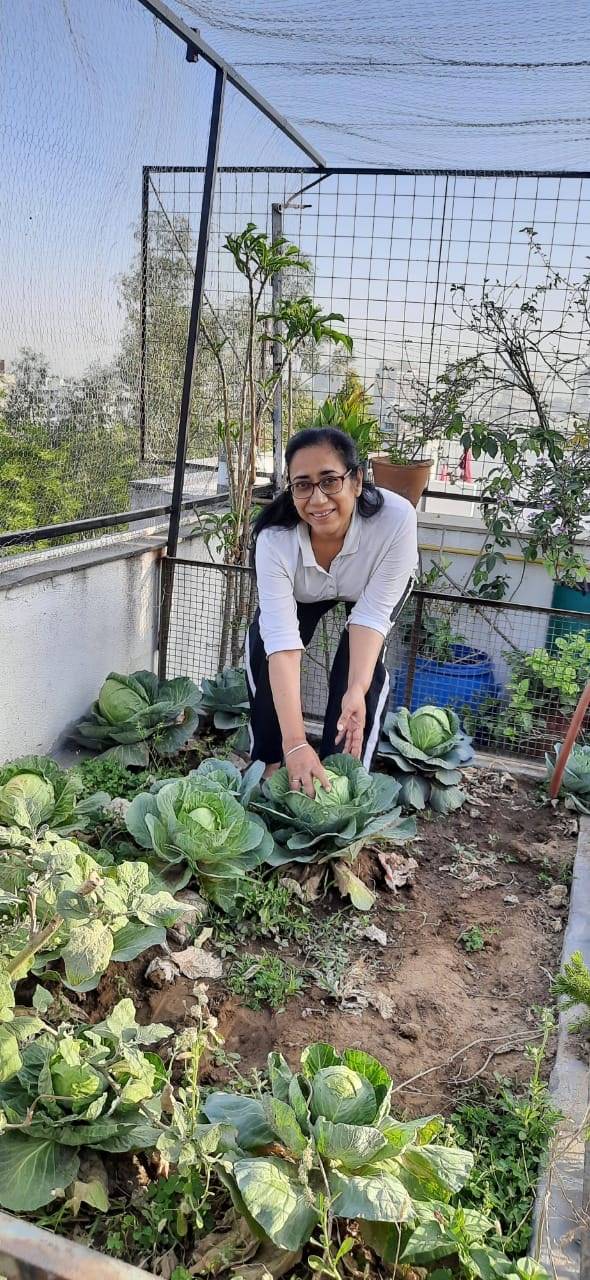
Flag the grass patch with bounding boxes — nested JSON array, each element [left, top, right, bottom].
[[450, 1011, 561, 1257], [227, 950, 304, 1010]]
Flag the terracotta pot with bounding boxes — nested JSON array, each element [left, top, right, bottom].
[[371, 457, 433, 506]]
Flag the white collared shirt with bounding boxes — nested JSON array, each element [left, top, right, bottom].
[[254, 488, 418, 655]]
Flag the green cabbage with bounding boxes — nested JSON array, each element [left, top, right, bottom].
[[72, 670, 202, 767], [0, 756, 82, 833], [252, 753, 416, 907], [379, 706, 474, 816], [98, 675, 150, 724], [408, 706, 454, 753], [50, 1058, 104, 1112], [125, 777, 273, 910], [310, 1065, 376, 1124], [312, 769, 351, 807]]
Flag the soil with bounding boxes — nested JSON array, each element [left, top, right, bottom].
[[79, 767, 578, 1118]]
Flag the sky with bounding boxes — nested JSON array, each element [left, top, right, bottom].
[[1, 0, 589, 380]]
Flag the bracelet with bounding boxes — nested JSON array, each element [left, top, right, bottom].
[[284, 742, 308, 758]]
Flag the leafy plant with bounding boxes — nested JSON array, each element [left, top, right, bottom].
[[71, 670, 202, 767], [384, 356, 482, 465], [545, 743, 590, 814], [210, 871, 312, 946], [488, 634, 590, 747], [452, 1011, 561, 1256], [251, 754, 416, 910], [201, 1039, 541, 1277], [125, 775, 272, 910], [459, 925, 486, 953], [0, 756, 82, 834], [199, 668, 250, 736], [227, 950, 304, 1010], [312, 389, 381, 463], [78, 757, 178, 801], [0, 998, 171, 1212], [553, 950, 590, 1031], [0, 834, 183, 992], [380, 706, 474, 814], [187, 756, 264, 807]]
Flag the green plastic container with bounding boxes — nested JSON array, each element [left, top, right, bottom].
[[548, 582, 590, 649]]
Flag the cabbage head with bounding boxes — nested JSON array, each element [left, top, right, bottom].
[[200, 1039, 484, 1258], [251, 753, 416, 907], [380, 706, 474, 816], [125, 777, 273, 910], [313, 770, 351, 808], [310, 1064, 377, 1124], [0, 998, 171, 1212], [71, 670, 202, 767], [0, 756, 81, 833], [545, 742, 590, 814]]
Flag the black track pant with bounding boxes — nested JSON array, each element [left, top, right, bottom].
[[245, 582, 413, 769]]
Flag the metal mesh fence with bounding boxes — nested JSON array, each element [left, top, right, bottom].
[[165, 558, 590, 762], [147, 166, 590, 518]]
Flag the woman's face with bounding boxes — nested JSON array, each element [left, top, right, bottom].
[[288, 443, 362, 540]]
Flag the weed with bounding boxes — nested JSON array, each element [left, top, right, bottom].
[[227, 950, 304, 1010], [459, 925, 486, 952], [451, 1009, 561, 1257], [211, 873, 312, 950], [78, 755, 187, 801]]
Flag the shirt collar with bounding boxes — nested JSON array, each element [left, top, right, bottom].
[[296, 506, 361, 566]]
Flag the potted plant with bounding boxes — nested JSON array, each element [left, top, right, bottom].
[[470, 632, 590, 755], [312, 373, 381, 474], [372, 358, 480, 506]]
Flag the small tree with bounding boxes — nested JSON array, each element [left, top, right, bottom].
[[195, 223, 353, 666]]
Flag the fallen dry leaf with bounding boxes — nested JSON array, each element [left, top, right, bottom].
[[172, 945, 223, 980], [378, 851, 418, 892]]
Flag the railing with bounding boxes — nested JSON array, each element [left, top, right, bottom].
[[162, 558, 590, 763]]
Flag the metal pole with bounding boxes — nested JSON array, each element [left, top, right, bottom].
[[139, 165, 150, 461], [159, 66, 226, 678], [134, 0, 325, 168], [271, 202, 284, 492], [403, 593, 424, 709]]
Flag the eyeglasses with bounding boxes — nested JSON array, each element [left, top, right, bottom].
[[287, 469, 353, 500]]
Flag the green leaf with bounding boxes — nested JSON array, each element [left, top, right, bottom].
[[110, 921, 166, 962], [0, 1026, 21, 1083], [401, 1144, 474, 1194], [32, 985, 54, 1014], [61, 920, 113, 992], [268, 1051, 293, 1103], [0, 1133, 80, 1211], [314, 1117, 388, 1170], [263, 1097, 307, 1156], [202, 1093, 274, 1149], [234, 1156, 318, 1251], [328, 1169, 413, 1222], [300, 1043, 343, 1079]]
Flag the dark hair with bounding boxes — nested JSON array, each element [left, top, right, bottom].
[[250, 426, 384, 562]]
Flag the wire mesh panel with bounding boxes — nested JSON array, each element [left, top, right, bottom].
[[164, 560, 590, 762], [147, 166, 590, 510]]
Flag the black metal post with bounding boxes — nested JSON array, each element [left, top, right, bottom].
[[271, 203, 284, 492], [158, 66, 226, 678], [139, 166, 150, 461], [402, 593, 424, 709]]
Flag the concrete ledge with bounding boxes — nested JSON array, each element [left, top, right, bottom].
[[533, 816, 590, 1279]]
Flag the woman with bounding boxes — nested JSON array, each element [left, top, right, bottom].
[[246, 427, 418, 797]]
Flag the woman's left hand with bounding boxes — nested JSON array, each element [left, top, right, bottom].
[[336, 683, 366, 758]]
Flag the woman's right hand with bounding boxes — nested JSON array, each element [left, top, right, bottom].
[[285, 743, 332, 798]]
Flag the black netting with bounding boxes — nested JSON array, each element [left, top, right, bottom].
[[165, 560, 590, 763]]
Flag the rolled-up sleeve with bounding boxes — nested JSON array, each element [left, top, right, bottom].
[[347, 504, 418, 638], [255, 533, 304, 656]]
